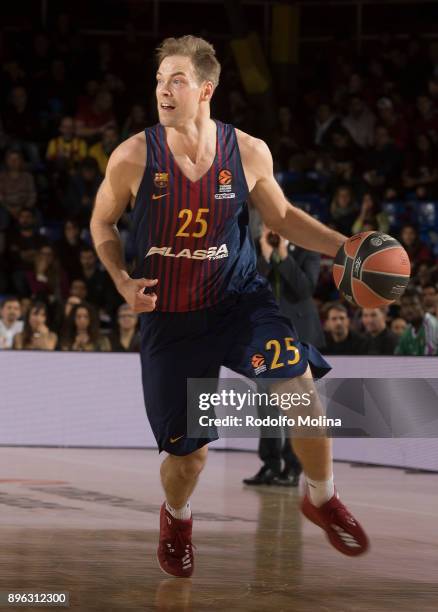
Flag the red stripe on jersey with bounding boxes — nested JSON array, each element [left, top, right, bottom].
[[161, 130, 174, 311], [208, 124, 221, 306], [166, 156, 180, 311], [176, 175, 190, 311], [155, 125, 164, 292]]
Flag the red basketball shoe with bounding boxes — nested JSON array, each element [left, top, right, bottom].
[[157, 502, 194, 577], [301, 490, 369, 556]]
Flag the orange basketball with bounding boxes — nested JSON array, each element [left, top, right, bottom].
[[333, 231, 411, 308]]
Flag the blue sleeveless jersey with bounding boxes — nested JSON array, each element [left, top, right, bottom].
[[130, 120, 267, 312]]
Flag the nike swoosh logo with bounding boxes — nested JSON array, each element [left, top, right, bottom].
[[152, 193, 170, 200], [169, 435, 184, 444]]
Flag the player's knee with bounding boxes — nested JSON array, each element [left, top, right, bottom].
[[178, 447, 208, 480]]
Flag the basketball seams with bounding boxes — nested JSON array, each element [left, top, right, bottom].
[[333, 262, 347, 289], [352, 278, 394, 305], [362, 270, 410, 278], [359, 245, 410, 279], [345, 231, 371, 259]]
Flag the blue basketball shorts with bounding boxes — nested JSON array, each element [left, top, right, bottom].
[[139, 287, 331, 456]]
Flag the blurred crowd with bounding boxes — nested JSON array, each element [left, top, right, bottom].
[[0, 15, 438, 354]]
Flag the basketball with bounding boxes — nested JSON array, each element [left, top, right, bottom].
[[333, 231, 411, 307]]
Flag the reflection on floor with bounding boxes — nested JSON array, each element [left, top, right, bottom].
[[0, 448, 437, 611]]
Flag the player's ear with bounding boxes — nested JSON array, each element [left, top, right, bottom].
[[200, 81, 214, 102]]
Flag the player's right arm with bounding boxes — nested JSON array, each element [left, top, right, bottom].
[[90, 134, 158, 313]]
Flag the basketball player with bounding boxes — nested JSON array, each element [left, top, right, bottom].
[[90, 36, 369, 577]]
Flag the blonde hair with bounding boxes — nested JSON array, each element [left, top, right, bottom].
[[156, 35, 221, 88]]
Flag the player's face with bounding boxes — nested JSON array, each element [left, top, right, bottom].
[[156, 56, 207, 127]]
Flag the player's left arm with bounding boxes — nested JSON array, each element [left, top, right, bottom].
[[239, 133, 347, 257]]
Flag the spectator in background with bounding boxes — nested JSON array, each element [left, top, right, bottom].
[[421, 283, 438, 315], [13, 300, 57, 350], [390, 316, 408, 338], [28, 32, 51, 83], [363, 125, 402, 193], [41, 58, 76, 120], [376, 97, 410, 150], [78, 246, 121, 321], [361, 307, 398, 355], [395, 289, 438, 355], [0, 296, 23, 349], [69, 278, 88, 302], [323, 303, 367, 355], [46, 116, 87, 172], [272, 106, 301, 171], [54, 219, 87, 282], [329, 185, 358, 235], [121, 104, 146, 140], [64, 157, 101, 226], [23, 244, 69, 303], [76, 80, 100, 118], [0, 149, 36, 219], [6, 208, 47, 272], [398, 224, 433, 267], [1, 60, 27, 101], [78, 246, 112, 308], [1, 86, 40, 165], [75, 89, 116, 141], [413, 95, 438, 144], [256, 225, 325, 348], [314, 102, 342, 147], [414, 261, 437, 288], [88, 125, 119, 175], [342, 95, 375, 148], [63, 295, 81, 319], [325, 128, 359, 175], [110, 303, 140, 352], [352, 192, 389, 234], [402, 133, 438, 199], [60, 302, 110, 351]]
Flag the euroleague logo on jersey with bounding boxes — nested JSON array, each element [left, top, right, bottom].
[[218, 169, 232, 185], [215, 168, 236, 200], [251, 353, 267, 376]]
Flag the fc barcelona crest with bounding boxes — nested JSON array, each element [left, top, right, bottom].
[[154, 172, 168, 188]]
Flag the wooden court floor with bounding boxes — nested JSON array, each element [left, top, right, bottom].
[[0, 447, 436, 611]]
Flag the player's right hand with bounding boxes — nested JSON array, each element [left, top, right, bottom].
[[117, 277, 158, 313]]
